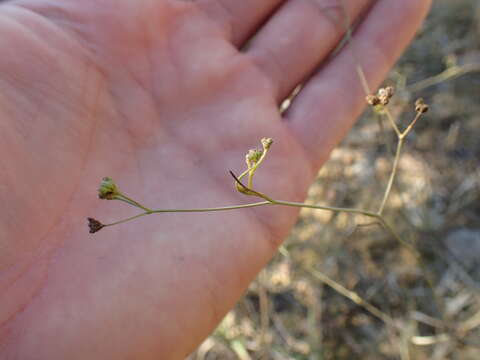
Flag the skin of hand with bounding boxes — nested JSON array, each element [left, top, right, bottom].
[[0, 0, 430, 358]]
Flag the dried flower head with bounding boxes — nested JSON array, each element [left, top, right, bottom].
[[415, 98, 429, 114], [379, 97, 389, 105], [377, 88, 388, 98], [377, 86, 395, 106], [98, 177, 119, 200], [88, 217, 104, 233], [261, 138, 273, 150], [385, 86, 395, 97], [366, 94, 380, 106]]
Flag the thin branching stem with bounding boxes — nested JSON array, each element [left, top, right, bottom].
[[401, 112, 423, 137], [378, 111, 425, 215], [407, 63, 480, 93], [104, 213, 152, 228], [385, 108, 402, 137], [103, 201, 271, 228], [377, 216, 417, 255], [338, 0, 370, 96], [149, 202, 272, 213], [103, 198, 384, 229], [258, 271, 270, 349], [308, 267, 396, 328], [114, 197, 145, 209], [103, 169, 415, 258], [378, 138, 404, 215], [117, 192, 153, 212], [271, 199, 378, 218]]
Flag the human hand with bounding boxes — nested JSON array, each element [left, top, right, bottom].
[[0, 0, 430, 358]]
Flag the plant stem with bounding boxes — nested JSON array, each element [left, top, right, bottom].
[[407, 63, 480, 93], [378, 138, 404, 215], [385, 108, 402, 137], [117, 192, 153, 212], [377, 217, 417, 255], [401, 112, 422, 137], [247, 145, 271, 188], [103, 201, 271, 228], [308, 267, 396, 328], [104, 213, 153, 228], [114, 197, 145, 209], [103, 198, 386, 230], [271, 199, 378, 218], [149, 201, 272, 213], [377, 111, 424, 215]]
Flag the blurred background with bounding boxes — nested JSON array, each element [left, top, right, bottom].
[[189, 0, 480, 359]]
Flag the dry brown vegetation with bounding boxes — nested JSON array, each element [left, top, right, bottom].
[[189, 1, 480, 359]]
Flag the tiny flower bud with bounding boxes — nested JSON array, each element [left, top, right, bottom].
[[377, 87, 388, 98], [366, 94, 380, 106], [385, 86, 395, 98], [261, 138, 273, 150], [377, 87, 394, 106], [98, 177, 119, 200], [88, 217, 104, 233], [378, 96, 390, 106], [415, 98, 425, 107], [415, 98, 429, 114], [246, 149, 263, 165]]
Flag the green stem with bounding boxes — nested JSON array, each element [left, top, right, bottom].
[[113, 192, 153, 212], [114, 197, 144, 209], [103, 198, 384, 230], [238, 168, 250, 181], [102, 190, 418, 285], [103, 201, 271, 228], [271, 199, 379, 218], [104, 213, 152, 228], [247, 146, 271, 188], [149, 201, 271, 213]]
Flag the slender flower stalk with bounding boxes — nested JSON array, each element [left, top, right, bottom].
[[88, 97, 427, 250], [96, 202, 271, 231]]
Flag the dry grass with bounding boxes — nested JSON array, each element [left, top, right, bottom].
[[189, 1, 480, 359]]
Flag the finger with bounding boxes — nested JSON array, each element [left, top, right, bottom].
[[284, 0, 432, 169], [196, 0, 286, 47], [245, 0, 376, 102]]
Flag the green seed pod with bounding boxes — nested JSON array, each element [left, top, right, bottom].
[[98, 177, 119, 200]]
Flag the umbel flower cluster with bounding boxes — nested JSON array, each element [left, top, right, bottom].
[[366, 86, 395, 106]]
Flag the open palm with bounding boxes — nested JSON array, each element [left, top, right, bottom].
[[1, 0, 430, 358]]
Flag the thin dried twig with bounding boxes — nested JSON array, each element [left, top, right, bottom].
[[407, 63, 480, 92]]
